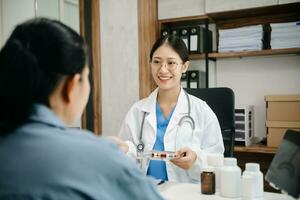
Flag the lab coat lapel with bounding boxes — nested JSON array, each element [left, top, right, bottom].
[[165, 88, 189, 136], [140, 88, 158, 133]]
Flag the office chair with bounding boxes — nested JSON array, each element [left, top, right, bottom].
[[185, 87, 235, 157]]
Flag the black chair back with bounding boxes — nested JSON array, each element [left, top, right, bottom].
[[185, 87, 235, 157]]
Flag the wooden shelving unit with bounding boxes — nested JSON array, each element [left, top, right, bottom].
[[188, 48, 300, 60], [189, 53, 206, 60], [234, 144, 278, 154], [158, 3, 300, 60], [207, 2, 300, 29], [210, 48, 300, 59], [158, 2, 300, 31]]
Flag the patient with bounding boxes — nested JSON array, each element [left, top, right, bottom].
[[0, 18, 163, 200]]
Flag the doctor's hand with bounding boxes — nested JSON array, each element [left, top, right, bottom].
[[170, 147, 197, 170], [106, 136, 129, 153]]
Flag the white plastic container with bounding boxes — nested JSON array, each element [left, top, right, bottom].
[[242, 163, 264, 199], [220, 158, 241, 198], [242, 174, 255, 200], [207, 153, 224, 193]]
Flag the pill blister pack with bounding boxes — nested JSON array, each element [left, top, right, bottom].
[[137, 150, 179, 161]]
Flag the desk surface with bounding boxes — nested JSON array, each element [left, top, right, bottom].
[[158, 183, 295, 200]]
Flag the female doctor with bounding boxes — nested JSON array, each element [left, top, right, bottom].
[[119, 35, 224, 183]]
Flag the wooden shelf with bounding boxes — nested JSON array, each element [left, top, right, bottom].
[[188, 48, 300, 60], [158, 3, 300, 60], [209, 48, 300, 59], [208, 2, 300, 29], [234, 144, 278, 154], [158, 2, 300, 28], [189, 53, 206, 60]]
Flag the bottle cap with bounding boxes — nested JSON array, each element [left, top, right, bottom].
[[202, 166, 215, 173], [224, 157, 237, 166], [207, 153, 224, 167], [245, 163, 260, 172]]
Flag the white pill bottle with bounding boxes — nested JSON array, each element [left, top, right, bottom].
[[242, 163, 264, 199], [220, 157, 241, 198]]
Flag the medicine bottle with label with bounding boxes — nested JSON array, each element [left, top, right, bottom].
[[201, 167, 215, 195]]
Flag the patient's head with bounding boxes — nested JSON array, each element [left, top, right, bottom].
[[0, 18, 90, 132]]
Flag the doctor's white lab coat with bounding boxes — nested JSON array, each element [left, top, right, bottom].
[[119, 88, 224, 183]]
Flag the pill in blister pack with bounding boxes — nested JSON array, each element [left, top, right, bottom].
[[137, 150, 180, 161], [151, 150, 179, 160]]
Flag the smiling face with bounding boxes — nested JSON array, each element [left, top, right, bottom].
[[151, 44, 189, 92]]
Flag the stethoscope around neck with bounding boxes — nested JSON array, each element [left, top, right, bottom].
[[136, 91, 195, 153]]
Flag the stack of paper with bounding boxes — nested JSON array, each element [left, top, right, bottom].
[[271, 22, 300, 49], [218, 25, 263, 52]]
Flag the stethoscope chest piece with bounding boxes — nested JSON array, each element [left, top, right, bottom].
[[137, 142, 145, 152]]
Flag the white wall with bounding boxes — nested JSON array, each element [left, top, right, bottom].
[[100, 0, 139, 136], [36, 0, 60, 20], [1, 0, 35, 48], [0, 0, 79, 46], [62, 0, 79, 32], [35, 0, 79, 32], [216, 55, 300, 137], [0, 0, 2, 47], [158, 0, 205, 19]]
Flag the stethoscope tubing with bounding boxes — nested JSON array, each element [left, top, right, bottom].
[[137, 91, 195, 153]]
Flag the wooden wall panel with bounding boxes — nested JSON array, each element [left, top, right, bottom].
[[79, 0, 101, 134], [138, 0, 158, 99]]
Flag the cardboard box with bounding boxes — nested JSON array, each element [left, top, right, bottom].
[[265, 95, 300, 121], [266, 121, 300, 147]]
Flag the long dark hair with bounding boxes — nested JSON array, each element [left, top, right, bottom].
[[150, 35, 189, 62], [0, 18, 87, 133]]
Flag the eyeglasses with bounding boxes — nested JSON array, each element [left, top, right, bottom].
[[150, 60, 182, 71]]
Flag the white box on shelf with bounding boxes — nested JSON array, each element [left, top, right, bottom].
[[235, 105, 255, 146]]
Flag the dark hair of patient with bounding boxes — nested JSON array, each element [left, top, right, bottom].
[[0, 18, 87, 133], [149, 35, 189, 62]]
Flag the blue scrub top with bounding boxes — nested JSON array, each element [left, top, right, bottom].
[[147, 103, 175, 181]]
